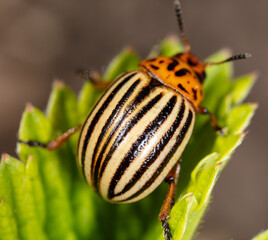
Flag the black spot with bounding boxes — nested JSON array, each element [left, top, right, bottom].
[[178, 84, 189, 93], [159, 60, 164, 64], [150, 64, 159, 70], [175, 68, 191, 77], [187, 58, 198, 66], [187, 81, 190, 84], [192, 88, 197, 100], [167, 58, 179, 71], [195, 71, 206, 83]]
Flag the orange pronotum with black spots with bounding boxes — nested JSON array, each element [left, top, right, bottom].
[[140, 52, 206, 108]]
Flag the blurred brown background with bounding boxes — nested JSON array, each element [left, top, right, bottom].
[[0, 0, 267, 239]]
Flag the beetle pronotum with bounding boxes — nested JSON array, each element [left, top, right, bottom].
[[19, 0, 251, 239]]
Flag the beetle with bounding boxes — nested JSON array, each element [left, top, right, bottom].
[[19, 0, 250, 239]]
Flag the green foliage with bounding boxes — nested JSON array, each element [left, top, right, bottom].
[[252, 230, 268, 240], [0, 37, 257, 240]]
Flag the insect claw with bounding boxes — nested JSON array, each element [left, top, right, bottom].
[[216, 126, 228, 137], [218, 128, 225, 137], [162, 221, 172, 240]]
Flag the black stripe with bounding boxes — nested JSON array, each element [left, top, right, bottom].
[[80, 72, 137, 179], [92, 79, 141, 187], [122, 109, 193, 202], [77, 71, 129, 160], [114, 99, 186, 197], [95, 90, 162, 191], [93, 81, 161, 191], [108, 95, 178, 199]]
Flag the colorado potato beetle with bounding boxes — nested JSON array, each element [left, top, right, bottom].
[[19, 0, 251, 239]]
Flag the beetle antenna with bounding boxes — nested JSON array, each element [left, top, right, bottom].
[[205, 53, 252, 67], [174, 0, 191, 52]]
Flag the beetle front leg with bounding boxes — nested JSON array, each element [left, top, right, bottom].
[[76, 68, 111, 90], [159, 162, 181, 240], [195, 106, 224, 136], [18, 126, 81, 151]]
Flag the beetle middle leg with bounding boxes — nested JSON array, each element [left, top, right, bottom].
[[159, 162, 181, 240], [18, 126, 81, 151], [195, 106, 224, 136], [76, 68, 111, 90]]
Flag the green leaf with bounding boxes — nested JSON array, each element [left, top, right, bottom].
[[46, 80, 79, 155], [159, 36, 184, 57], [17, 104, 52, 163], [252, 229, 268, 240], [103, 47, 140, 81], [78, 82, 97, 121], [17, 105, 78, 240], [231, 72, 257, 105], [0, 155, 19, 240], [0, 37, 257, 240], [0, 198, 19, 240], [166, 193, 195, 240], [46, 80, 79, 133], [202, 49, 233, 114], [0, 154, 47, 240], [226, 103, 258, 134], [72, 180, 97, 239]]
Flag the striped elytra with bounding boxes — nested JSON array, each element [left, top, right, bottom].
[[77, 71, 195, 203]]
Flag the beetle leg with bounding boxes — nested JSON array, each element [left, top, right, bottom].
[[159, 162, 181, 240], [18, 126, 81, 151], [195, 106, 224, 136], [76, 68, 111, 90]]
